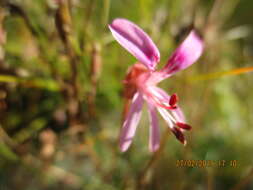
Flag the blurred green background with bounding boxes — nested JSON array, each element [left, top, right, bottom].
[[0, 0, 253, 189]]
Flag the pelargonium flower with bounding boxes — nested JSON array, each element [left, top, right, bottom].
[[109, 18, 204, 152]]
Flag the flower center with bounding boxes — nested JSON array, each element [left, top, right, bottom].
[[123, 63, 150, 99]]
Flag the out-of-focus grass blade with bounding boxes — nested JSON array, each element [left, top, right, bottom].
[[190, 66, 253, 82], [0, 142, 18, 161], [0, 75, 60, 91], [13, 118, 46, 143], [102, 0, 110, 27]]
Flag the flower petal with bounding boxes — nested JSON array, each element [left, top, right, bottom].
[[119, 92, 144, 152], [157, 107, 174, 129], [147, 103, 160, 152], [109, 18, 160, 71], [172, 106, 185, 123], [155, 30, 204, 82]]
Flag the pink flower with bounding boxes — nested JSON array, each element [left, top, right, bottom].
[[109, 18, 204, 152]]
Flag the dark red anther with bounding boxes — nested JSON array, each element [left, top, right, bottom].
[[171, 127, 186, 145], [176, 122, 192, 130], [169, 94, 178, 107]]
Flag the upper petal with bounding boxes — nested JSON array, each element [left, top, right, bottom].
[[119, 92, 144, 152], [155, 30, 204, 82], [147, 103, 160, 152], [109, 18, 160, 71]]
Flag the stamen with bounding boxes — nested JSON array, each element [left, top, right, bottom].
[[169, 93, 178, 107], [157, 107, 174, 128], [171, 127, 187, 145], [158, 107, 179, 126], [146, 91, 176, 110], [156, 103, 177, 110], [176, 122, 192, 130]]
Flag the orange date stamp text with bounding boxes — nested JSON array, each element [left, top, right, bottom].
[[176, 160, 237, 168]]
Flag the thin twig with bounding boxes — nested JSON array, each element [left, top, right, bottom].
[[0, 6, 6, 65], [230, 167, 253, 190], [87, 42, 101, 118], [55, 0, 81, 125], [6, 2, 64, 86], [136, 128, 170, 189], [206, 168, 214, 190], [189, 66, 253, 82]]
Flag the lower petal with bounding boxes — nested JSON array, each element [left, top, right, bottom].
[[119, 92, 144, 152], [148, 103, 160, 152]]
